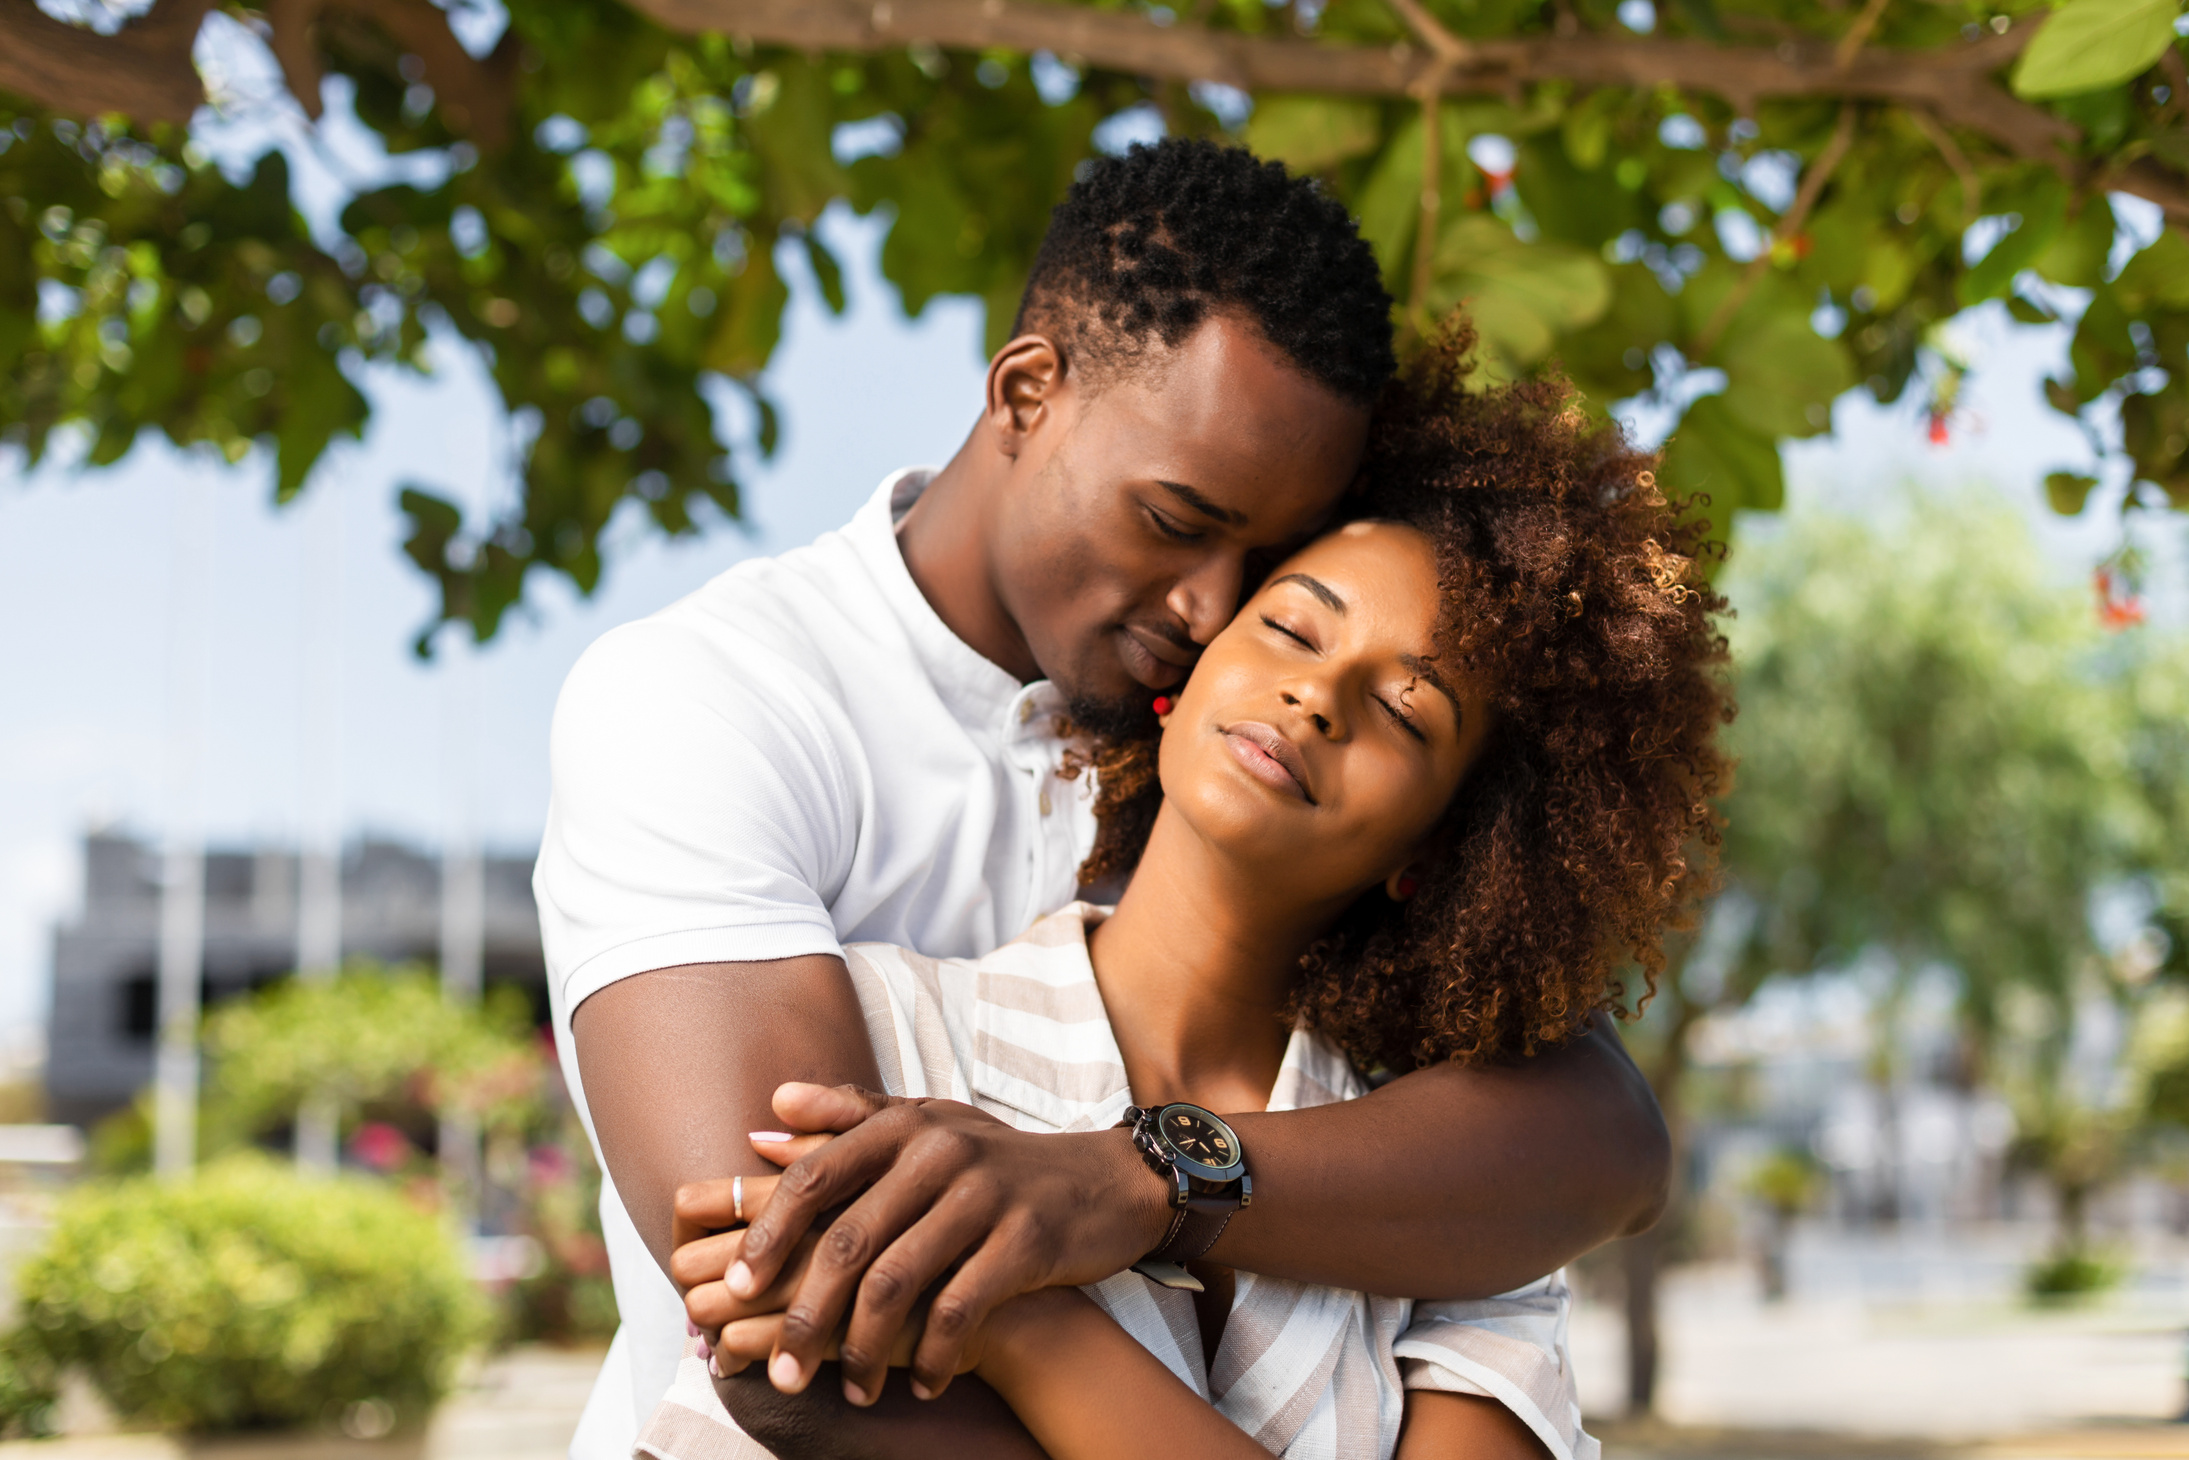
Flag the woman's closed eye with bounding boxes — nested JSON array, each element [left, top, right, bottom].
[[1375, 690, 1427, 743], [1260, 614, 1315, 650]]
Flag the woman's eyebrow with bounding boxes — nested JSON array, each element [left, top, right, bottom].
[[1270, 572, 1346, 613]]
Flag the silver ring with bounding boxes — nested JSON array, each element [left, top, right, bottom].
[[733, 1174, 744, 1224]]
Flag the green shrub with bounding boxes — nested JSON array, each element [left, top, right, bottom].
[[16, 1156, 488, 1432], [2024, 1247, 2125, 1301]]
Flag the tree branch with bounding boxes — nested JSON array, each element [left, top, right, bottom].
[[0, 0, 216, 122], [627, 0, 2083, 167], [1694, 101, 1856, 357], [1906, 104, 1979, 222]]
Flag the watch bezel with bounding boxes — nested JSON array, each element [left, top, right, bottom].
[[1147, 1102, 1246, 1183]]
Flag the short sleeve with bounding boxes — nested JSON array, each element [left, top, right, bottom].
[[1394, 1271, 1598, 1460], [534, 613, 860, 1020]]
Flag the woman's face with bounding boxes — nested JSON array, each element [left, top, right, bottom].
[[1157, 520, 1494, 903]]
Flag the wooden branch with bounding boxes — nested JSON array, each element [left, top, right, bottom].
[[626, 0, 2081, 166], [0, 0, 216, 122], [1832, 0, 1889, 71], [313, 0, 522, 148], [1386, 0, 1472, 65], [1906, 104, 1979, 221], [1694, 101, 1856, 356]]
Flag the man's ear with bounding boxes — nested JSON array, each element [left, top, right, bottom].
[[983, 334, 1067, 460]]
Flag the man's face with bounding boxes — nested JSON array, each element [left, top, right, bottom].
[[992, 314, 1373, 718]]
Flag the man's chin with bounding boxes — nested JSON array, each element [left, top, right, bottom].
[[1059, 688, 1156, 742]]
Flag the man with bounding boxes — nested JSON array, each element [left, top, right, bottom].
[[541, 138, 1667, 1459]]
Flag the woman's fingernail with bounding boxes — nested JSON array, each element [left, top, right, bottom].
[[686, 1318, 702, 1338], [748, 1131, 794, 1143], [910, 1380, 933, 1401], [727, 1261, 756, 1296], [770, 1352, 802, 1391], [692, 1334, 709, 1359], [708, 1352, 723, 1379], [843, 1380, 869, 1406]]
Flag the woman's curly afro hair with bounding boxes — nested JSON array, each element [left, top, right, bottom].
[[1067, 324, 1734, 1069]]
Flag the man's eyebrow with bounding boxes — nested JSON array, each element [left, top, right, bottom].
[[1400, 653, 1464, 721], [1270, 572, 1347, 614], [1158, 480, 1248, 528]]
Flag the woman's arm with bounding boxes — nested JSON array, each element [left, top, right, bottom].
[[712, 1288, 1264, 1460], [1394, 1391, 1551, 1459]]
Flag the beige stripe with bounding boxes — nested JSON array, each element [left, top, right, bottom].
[[900, 949, 963, 1097], [1399, 1323, 1580, 1458], [977, 969, 1112, 1022], [1244, 1319, 1345, 1453], [1328, 1328, 1389, 1460], [976, 1033, 1126, 1106], [1210, 1272, 1308, 1399], [633, 1392, 777, 1460], [843, 949, 906, 1098]]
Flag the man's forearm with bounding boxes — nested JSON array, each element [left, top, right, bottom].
[[1206, 1016, 1668, 1298], [717, 1367, 1047, 1460]]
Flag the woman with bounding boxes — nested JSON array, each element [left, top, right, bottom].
[[647, 330, 1731, 1460]]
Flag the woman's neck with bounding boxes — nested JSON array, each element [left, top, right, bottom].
[[1088, 806, 1341, 1116]]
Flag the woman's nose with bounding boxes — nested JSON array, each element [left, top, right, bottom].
[[1280, 684, 1342, 738]]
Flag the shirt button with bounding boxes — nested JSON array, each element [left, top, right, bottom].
[[1018, 700, 1035, 724], [1038, 789, 1053, 816]]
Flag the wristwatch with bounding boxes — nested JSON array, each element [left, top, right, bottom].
[[1118, 1102, 1252, 1292]]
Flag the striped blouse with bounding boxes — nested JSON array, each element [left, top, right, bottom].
[[638, 904, 1597, 1460]]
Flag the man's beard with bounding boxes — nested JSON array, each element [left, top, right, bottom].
[[1062, 687, 1158, 744]]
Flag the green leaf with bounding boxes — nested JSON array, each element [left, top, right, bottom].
[[1244, 96, 1384, 174], [1717, 307, 1855, 439], [704, 235, 789, 378], [2034, 196, 2116, 290], [1425, 214, 1611, 373], [1661, 393, 1785, 542], [803, 230, 847, 315], [2011, 0, 2182, 98], [2113, 229, 2189, 310], [1959, 175, 2070, 306], [2044, 470, 2101, 513]]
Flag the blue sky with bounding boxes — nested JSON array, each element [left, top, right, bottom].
[[3, 39, 2185, 1060]]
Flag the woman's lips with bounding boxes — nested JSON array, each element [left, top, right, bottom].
[[1221, 721, 1314, 803]]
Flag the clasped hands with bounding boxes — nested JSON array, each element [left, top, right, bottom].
[[672, 1082, 1173, 1408]]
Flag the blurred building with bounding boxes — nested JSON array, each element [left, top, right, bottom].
[[46, 830, 543, 1128]]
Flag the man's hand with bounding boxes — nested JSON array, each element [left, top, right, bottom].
[[714, 1083, 1171, 1407]]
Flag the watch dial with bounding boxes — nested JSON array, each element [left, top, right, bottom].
[[1164, 1108, 1236, 1168]]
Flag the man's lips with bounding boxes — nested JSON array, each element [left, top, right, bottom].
[[1116, 625, 1197, 689], [1221, 721, 1315, 803]]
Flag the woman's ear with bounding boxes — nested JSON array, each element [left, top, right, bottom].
[[983, 334, 1066, 459], [1384, 864, 1423, 902]]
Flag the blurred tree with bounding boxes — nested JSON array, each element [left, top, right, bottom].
[[4, 0, 2187, 644], [1613, 496, 2183, 1411]]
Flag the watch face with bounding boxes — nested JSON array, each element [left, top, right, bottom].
[[1154, 1103, 1244, 1180]]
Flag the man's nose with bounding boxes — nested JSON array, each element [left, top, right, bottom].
[[1166, 550, 1245, 647]]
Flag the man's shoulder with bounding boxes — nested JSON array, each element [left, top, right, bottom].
[[562, 528, 889, 716]]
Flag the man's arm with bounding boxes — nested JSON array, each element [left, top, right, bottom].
[[570, 955, 1043, 1457], [729, 1014, 1667, 1407]]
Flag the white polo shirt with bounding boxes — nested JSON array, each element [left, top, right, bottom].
[[535, 469, 1098, 1459]]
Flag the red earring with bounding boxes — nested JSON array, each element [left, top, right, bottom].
[[1395, 875, 1418, 899], [1152, 696, 1173, 716]]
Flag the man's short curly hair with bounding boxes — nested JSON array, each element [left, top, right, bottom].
[[1065, 325, 1734, 1068], [1014, 137, 1395, 404]]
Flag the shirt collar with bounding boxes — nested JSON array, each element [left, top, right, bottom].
[[846, 468, 1032, 735]]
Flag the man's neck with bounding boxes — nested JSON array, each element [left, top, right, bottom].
[[1088, 809, 1339, 1115], [896, 442, 1041, 684]]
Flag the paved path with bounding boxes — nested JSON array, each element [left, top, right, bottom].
[[12, 1247, 2189, 1460]]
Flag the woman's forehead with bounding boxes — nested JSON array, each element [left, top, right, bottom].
[[1266, 520, 1436, 602]]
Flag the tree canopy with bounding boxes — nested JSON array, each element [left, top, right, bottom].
[[5, 0, 2187, 645]]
